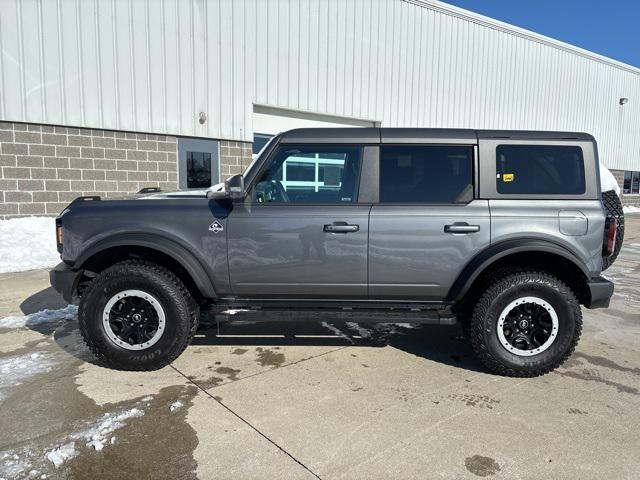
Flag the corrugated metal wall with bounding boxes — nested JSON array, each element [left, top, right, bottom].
[[1, 0, 639, 170]]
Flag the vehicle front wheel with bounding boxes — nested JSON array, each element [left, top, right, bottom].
[[467, 271, 581, 377], [78, 260, 198, 371]]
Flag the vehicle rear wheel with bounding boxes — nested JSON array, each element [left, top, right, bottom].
[[467, 271, 581, 377], [78, 260, 198, 370]]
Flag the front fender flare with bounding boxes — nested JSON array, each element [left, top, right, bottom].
[[74, 232, 217, 299], [447, 238, 590, 302]]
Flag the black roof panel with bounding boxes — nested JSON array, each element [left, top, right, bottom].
[[277, 128, 595, 144]]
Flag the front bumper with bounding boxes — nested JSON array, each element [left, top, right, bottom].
[[585, 276, 614, 309], [50, 262, 82, 304]]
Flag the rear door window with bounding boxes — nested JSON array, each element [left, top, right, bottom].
[[379, 145, 473, 203], [496, 145, 585, 195]]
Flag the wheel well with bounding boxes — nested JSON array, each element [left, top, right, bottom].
[[78, 245, 204, 303], [458, 251, 590, 311]]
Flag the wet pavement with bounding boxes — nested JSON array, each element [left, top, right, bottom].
[[1, 217, 639, 479]]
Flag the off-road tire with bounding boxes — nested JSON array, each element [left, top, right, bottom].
[[78, 260, 198, 371], [468, 271, 582, 377], [601, 190, 624, 270]]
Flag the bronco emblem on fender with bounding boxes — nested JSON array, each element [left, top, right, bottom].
[[209, 221, 223, 234]]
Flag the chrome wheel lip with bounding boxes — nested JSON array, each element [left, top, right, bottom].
[[497, 296, 559, 357], [102, 289, 166, 351]]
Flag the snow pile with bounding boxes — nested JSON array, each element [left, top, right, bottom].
[[170, 400, 184, 412], [70, 407, 145, 452], [599, 163, 621, 195], [0, 352, 57, 401], [45, 442, 77, 468], [0, 217, 60, 273], [0, 305, 78, 330], [624, 205, 640, 214]]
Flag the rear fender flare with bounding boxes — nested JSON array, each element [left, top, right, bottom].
[[447, 239, 590, 302]]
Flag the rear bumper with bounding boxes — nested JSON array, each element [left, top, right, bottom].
[[585, 276, 614, 309], [50, 262, 82, 304]]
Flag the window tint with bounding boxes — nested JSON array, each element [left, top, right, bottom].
[[496, 145, 585, 195], [186, 151, 212, 188], [251, 145, 362, 203], [379, 146, 473, 203]]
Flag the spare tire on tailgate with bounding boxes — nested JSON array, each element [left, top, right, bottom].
[[601, 190, 624, 270]]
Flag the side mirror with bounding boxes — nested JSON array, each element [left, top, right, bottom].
[[206, 174, 245, 201], [226, 174, 245, 201]]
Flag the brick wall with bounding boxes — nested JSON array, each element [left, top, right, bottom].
[[0, 121, 178, 219], [609, 169, 640, 207], [219, 140, 253, 182]]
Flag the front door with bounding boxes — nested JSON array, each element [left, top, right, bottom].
[[227, 144, 369, 298], [368, 144, 490, 301]]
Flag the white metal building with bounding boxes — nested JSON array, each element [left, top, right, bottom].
[[1, 0, 639, 217]]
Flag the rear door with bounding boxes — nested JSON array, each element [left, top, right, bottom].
[[227, 143, 371, 298], [368, 138, 490, 301]]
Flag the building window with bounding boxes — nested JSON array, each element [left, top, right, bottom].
[[624, 170, 640, 195], [496, 145, 585, 195], [186, 151, 212, 188], [177, 138, 219, 190], [253, 133, 274, 155]]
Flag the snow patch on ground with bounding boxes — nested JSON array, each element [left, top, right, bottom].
[[0, 217, 60, 273], [45, 442, 77, 468], [0, 352, 58, 401], [623, 205, 640, 214], [170, 400, 184, 412], [0, 402, 147, 476], [321, 322, 353, 343], [345, 322, 373, 338], [0, 305, 78, 330], [70, 407, 145, 452]]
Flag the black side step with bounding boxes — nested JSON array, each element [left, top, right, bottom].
[[209, 303, 457, 325]]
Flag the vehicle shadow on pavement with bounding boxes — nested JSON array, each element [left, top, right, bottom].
[[192, 316, 486, 373], [20, 286, 67, 315], [19, 287, 485, 374]]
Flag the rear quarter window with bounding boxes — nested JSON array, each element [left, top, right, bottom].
[[496, 145, 585, 195]]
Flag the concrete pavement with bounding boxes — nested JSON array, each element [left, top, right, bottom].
[[1, 218, 639, 479]]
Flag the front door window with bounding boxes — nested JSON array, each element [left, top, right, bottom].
[[251, 145, 362, 203]]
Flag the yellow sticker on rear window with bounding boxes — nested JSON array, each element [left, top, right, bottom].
[[502, 173, 515, 182]]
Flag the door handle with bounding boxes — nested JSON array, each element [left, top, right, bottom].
[[324, 222, 359, 233], [444, 222, 480, 234]]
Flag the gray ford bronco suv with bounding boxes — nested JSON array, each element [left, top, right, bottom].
[[50, 128, 620, 376]]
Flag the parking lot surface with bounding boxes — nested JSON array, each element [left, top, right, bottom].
[[1, 217, 639, 480]]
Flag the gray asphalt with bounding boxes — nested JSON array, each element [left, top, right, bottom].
[[1, 217, 639, 479]]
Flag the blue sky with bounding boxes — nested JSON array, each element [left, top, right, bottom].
[[442, 0, 640, 68]]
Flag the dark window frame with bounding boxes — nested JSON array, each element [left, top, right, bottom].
[[376, 144, 476, 205], [495, 144, 586, 196]]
